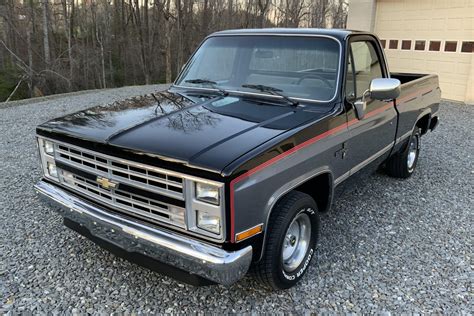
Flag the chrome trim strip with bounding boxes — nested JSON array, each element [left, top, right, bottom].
[[395, 130, 412, 145], [38, 136, 227, 242], [57, 147, 184, 190], [59, 172, 187, 229], [334, 142, 394, 186], [42, 136, 224, 187], [184, 179, 226, 240], [173, 34, 343, 104], [350, 142, 394, 174], [35, 180, 251, 286], [334, 170, 351, 186], [55, 144, 185, 201]]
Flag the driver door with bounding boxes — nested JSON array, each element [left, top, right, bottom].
[[344, 37, 398, 175]]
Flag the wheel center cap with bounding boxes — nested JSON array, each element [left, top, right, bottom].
[[289, 235, 297, 246]]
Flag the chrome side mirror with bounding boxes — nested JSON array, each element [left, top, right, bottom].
[[369, 78, 401, 100], [353, 78, 401, 120]]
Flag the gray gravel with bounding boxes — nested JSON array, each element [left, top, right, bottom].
[[1, 85, 472, 314]]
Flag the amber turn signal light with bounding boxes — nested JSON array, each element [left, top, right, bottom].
[[235, 224, 263, 242]]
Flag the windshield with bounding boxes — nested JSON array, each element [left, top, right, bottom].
[[175, 35, 340, 102]]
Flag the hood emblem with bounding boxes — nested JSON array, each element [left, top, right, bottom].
[[96, 176, 119, 190]]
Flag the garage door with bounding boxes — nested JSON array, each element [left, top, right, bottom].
[[374, 0, 473, 102]]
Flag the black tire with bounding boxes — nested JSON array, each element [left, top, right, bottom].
[[386, 127, 421, 178], [253, 191, 319, 290]]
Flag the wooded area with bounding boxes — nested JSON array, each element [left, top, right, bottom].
[[0, 0, 348, 101]]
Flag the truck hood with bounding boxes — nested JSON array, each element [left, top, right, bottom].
[[38, 90, 330, 173]]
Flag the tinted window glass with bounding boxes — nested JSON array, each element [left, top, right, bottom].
[[414, 40, 426, 51], [445, 41, 457, 52], [249, 44, 338, 72], [389, 40, 398, 49], [380, 40, 386, 48], [185, 44, 236, 81], [177, 36, 340, 101], [347, 41, 383, 99], [461, 41, 473, 53], [401, 40, 412, 50], [429, 41, 441, 51]]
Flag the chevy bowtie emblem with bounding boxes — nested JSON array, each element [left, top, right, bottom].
[[96, 176, 119, 190]]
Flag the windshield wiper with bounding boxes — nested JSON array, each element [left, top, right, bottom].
[[185, 79, 229, 96], [241, 84, 299, 107]]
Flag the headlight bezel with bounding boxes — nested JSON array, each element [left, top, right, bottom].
[[37, 137, 59, 181], [194, 182, 220, 206], [186, 179, 225, 239], [36, 136, 227, 241]]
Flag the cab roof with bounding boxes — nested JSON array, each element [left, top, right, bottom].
[[210, 28, 367, 41]]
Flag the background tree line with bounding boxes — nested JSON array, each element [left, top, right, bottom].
[[0, 0, 348, 101]]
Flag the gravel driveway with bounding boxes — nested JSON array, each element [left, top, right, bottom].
[[1, 86, 472, 313]]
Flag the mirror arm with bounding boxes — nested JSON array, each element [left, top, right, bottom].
[[361, 89, 371, 102], [353, 89, 370, 120]]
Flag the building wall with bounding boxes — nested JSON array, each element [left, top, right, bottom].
[[347, 0, 474, 103], [346, 0, 377, 32]]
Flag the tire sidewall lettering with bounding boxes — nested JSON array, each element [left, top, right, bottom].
[[280, 207, 316, 282]]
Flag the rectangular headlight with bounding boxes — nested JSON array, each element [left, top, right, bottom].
[[44, 140, 55, 156], [196, 210, 221, 234], [47, 161, 58, 178], [195, 182, 220, 205], [37, 137, 59, 182]]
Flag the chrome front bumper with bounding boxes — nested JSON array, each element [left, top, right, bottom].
[[35, 180, 252, 286]]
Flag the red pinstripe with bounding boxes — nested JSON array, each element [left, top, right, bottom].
[[229, 87, 433, 242]]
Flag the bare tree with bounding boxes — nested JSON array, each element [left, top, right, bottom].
[[256, 0, 271, 28], [277, 0, 307, 27], [0, 0, 347, 102], [41, 0, 50, 67], [155, 0, 175, 83], [61, 0, 74, 90], [310, 0, 329, 28], [330, 0, 348, 28]]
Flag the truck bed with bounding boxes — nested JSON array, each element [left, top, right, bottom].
[[391, 72, 427, 84], [390, 72, 441, 151]]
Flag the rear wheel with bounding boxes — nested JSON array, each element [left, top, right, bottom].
[[386, 127, 421, 178], [254, 191, 319, 290]]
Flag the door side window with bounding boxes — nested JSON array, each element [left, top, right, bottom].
[[345, 41, 383, 100]]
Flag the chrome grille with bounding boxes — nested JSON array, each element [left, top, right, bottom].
[[58, 171, 186, 228], [55, 144, 184, 200]]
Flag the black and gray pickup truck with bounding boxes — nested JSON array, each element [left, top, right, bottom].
[[35, 28, 440, 289]]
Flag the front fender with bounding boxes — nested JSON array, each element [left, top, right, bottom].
[[256, 168, 334, 261]]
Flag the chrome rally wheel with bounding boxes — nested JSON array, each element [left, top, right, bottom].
[[407, 134, 419, 171], [282, 212, 312, 273], [254, 191, 319, 290]]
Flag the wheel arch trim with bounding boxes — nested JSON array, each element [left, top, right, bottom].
[[414, 108, 433, 134], [256, 168, 334, 262]]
